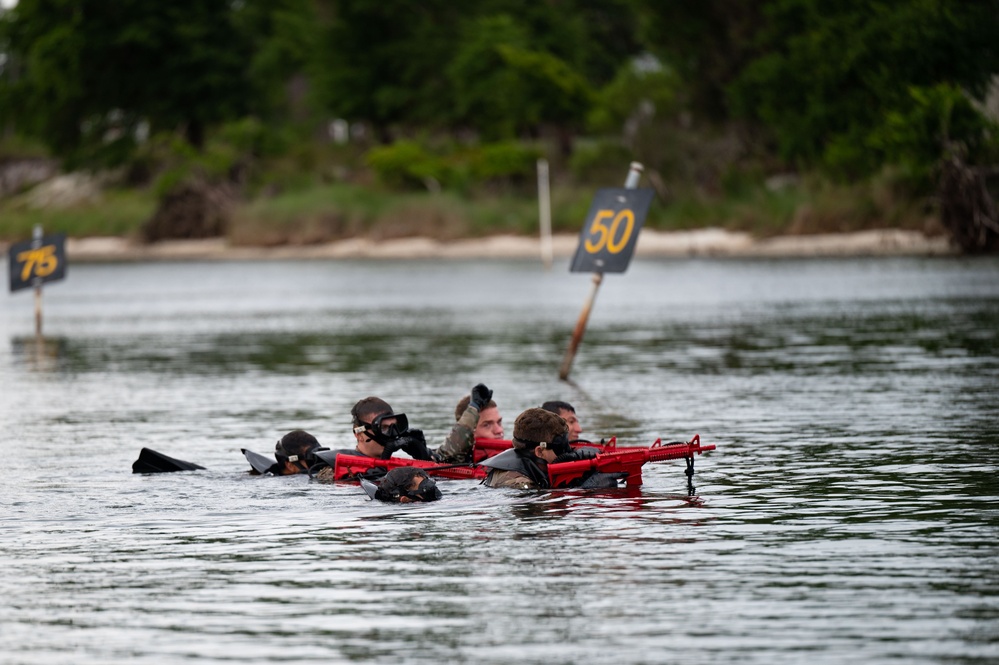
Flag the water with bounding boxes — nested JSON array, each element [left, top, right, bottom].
[[1, 256, 997, 664]]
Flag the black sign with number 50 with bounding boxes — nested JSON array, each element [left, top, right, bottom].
[[569, 188, 654, 273]]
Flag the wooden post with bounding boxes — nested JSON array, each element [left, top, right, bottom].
[[559, 162, 643, 381], [32, 224, 43, 337], [538, 158, 553, 271]]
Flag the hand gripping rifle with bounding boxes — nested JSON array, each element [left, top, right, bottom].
[[547, 435, 715, 492], [472, 437, 615, 463]]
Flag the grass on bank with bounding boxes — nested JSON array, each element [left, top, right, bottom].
[[0, 173, 941, 245], [0, 188, 157, 240]]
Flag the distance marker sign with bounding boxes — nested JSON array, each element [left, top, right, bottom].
[[569, 187, 654, 273], [8, 234, 67, 292]]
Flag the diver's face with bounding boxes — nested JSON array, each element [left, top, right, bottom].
[[475, 407, 504, 439], [559, 409, 582, 439], [355, 412, 396, 457], [534, 446, 558, 463], [399, 474, 442, 503], [398, 475, 426, 503]]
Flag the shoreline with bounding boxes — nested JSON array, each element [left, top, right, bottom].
[[8, 228, 957, 262]]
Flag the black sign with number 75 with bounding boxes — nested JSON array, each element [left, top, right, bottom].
[[8, 234, 67, 293]]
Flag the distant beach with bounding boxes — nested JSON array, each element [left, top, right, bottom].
[[30, 229, 955, 263]]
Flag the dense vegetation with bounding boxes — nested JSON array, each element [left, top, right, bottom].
[[2, 0, 998, 251]]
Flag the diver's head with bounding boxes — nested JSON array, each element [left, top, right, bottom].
[[274, 430, 322, 475], [541, 400, 582, 440], [454, 394, 503, 439], [373, 467, 442, 503], [512, 408, 570, 463], [351, 396, 409, 456]]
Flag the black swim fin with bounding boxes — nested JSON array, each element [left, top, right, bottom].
[[132, 448, 206, 474], [242, 448, 277, 475]]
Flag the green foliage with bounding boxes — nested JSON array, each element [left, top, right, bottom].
[[0, 134, 50, 160], [568, 139, 634, 185], [314, 1, 633, 139], [587, 57, 680, 134], [0, 188, 156, 241], [1, 0, 251, 166], [365, 140, 454, 190], [446, 14, 531, 140], [468, 141, 540, 181], [232, 0, 322, 123], [727, 0, 999, 177], [365, 139, 541, 191], [495, 44, 594, 129], [866, 84, 998, 188], [630, 2, 765, 122]]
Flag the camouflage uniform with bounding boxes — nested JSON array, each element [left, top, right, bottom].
[[431, 404, 478, 463], [312, 447, 365, 484], [483, 468, 539, 490]]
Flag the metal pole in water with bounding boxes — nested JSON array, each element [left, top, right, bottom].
[[32, 224, 43, 338], [559, 162, 643, 381], [538, 158, 553, 271]]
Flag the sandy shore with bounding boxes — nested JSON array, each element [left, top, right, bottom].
[[9, 228, 955, 262]]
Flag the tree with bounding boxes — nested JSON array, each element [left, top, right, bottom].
[[1, 0, 251, 165], [313, 0, 639, 142], [446, 14, 594, 144], [726, 0, 999, 177]]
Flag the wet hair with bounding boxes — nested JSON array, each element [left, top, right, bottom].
[[351, 396, 393, 426], [541, 400, 575, 415], [374, 467, 442, 503], [512, 408, 568, 450], [275, 430, 321, 462], [454, 394, 497, 421]]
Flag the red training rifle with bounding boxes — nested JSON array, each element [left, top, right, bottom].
[[547, 435, 715, 489]]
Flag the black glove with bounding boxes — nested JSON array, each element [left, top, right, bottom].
[[552, 447, 598, 464], [399, 429, 434, 461], [469, 383, 492, 410], [579, 472, 626, 489]]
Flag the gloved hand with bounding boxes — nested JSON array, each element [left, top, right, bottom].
[[398, 429, 434, 461], [579, 471, 626, 489], [469, 383, 492, 410], [552, 447, 598, 464]]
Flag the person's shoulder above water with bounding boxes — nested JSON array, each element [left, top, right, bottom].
[[482, 407, 569, 490]]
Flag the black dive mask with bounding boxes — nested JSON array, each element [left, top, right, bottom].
[[550, 432, 572, 457], [404, 476, 442, 503], [355, 412, 409, 445], [373, 470, 442, 503], [275, 441, 325, 465]]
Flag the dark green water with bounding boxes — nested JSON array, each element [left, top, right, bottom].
[[1, 257, 997, 664]]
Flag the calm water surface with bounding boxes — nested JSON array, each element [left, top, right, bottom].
[[1, 256, 997, 665]]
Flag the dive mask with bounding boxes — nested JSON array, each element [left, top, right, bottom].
[[404, 475, 442, 503], [354, 412, 409, 444], [371, 468, 442, 503], [549, 432, 572, 457]]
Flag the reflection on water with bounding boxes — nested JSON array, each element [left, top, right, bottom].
[[1, 256, 998, 664]]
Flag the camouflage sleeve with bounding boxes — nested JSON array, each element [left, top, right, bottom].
[[431, 404, 479, 463], [484, 469, 538, 490], [313, 466, 337, 484]]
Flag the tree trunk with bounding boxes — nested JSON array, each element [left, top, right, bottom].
[[938, 152, 999, 254]]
